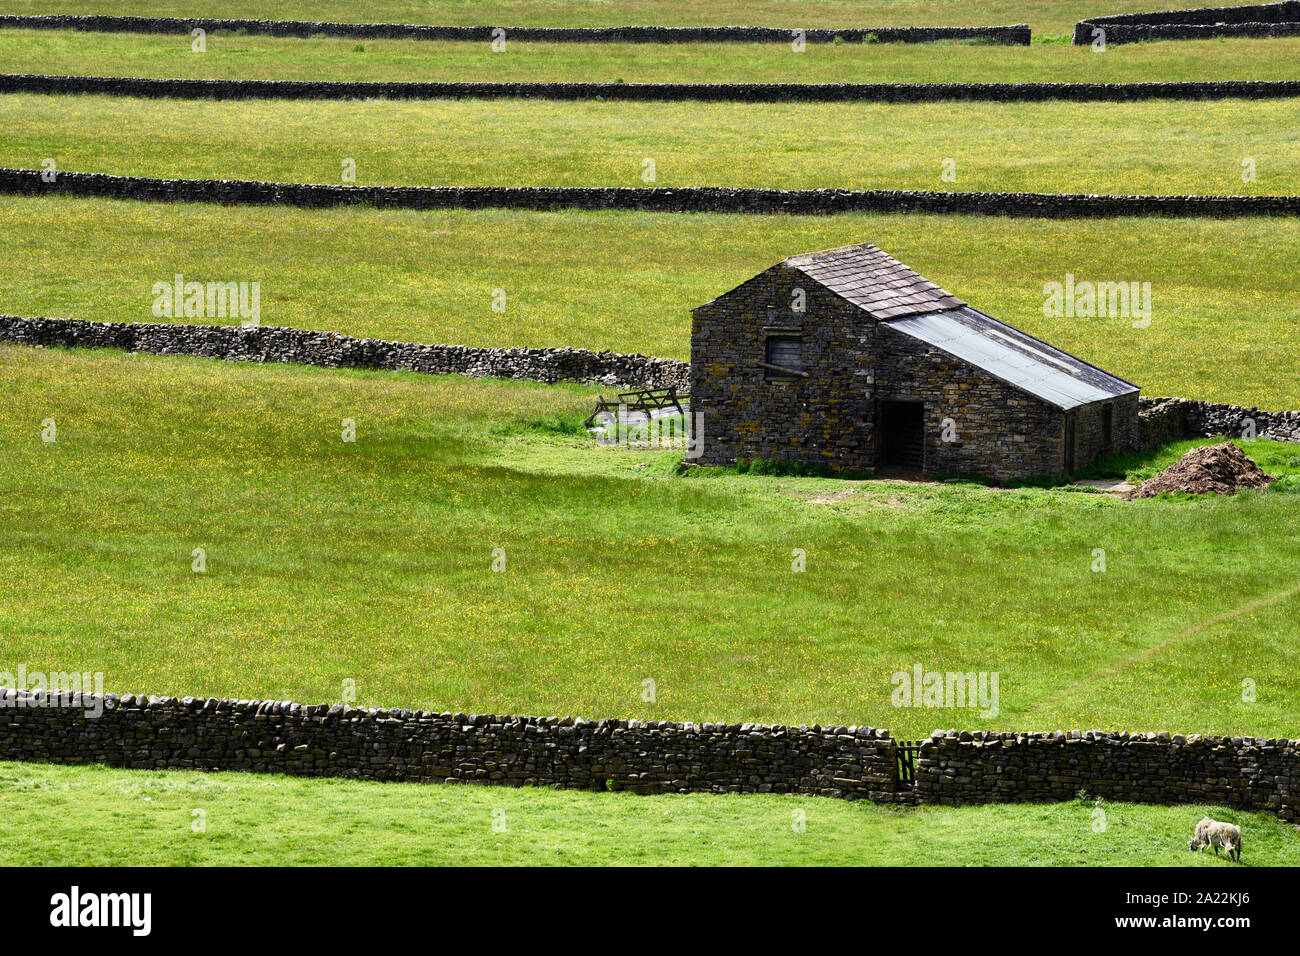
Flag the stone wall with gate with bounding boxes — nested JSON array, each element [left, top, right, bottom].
[[4, 689, 1298, 820]]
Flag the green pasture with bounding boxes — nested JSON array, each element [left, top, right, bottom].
[[5, 0, 1298, 870], [5, 29, 1300, 84], [1, 761, 1295, 865], [0, 1, 1186, 35], [2, 345, 1299, 737], [3, 197, 1298, 409], [3, 92, 1296, 196]]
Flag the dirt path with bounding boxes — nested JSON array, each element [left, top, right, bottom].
[[1020, 581, 1300, 723]]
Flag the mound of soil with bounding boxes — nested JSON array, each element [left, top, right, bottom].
[[1128, 442, 1275, 499]]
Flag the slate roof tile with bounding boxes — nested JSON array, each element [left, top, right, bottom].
[[783, 242, 965, 319]]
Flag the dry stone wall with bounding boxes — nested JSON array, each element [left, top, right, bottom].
[[4, 690, 1298, 820], [8, 73, 1300, 104], [6, 167, 1300, 218], [1075, 2, 1300, 44], [0, 15, 1030, 45], [0, 690, 901, 801], [1139, 396, 1300, 447], [0, 315, 690, 392], [918, 730, 1300, 822]]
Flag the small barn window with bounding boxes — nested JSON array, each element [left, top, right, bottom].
[[764, 335, 804, 376], [1102, 403, 1114, 451]]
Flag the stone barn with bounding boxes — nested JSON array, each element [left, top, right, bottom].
[[689, 242, 1140, 480]]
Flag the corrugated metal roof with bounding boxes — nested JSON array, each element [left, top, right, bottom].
[[784, 242, 965, 319], [884, 306, 1138, 410]]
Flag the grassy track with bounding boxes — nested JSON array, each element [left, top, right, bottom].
[[2, 761, 1295, 865], [4, 197, 1299, 409], [3, 345, 1299, 737], [0, 1, 1177, 35], [6, 29, 1300, 83], [4, 93, 1298, 196]]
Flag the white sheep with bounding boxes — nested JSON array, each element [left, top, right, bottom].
[[1188, 817, 1242, 863]]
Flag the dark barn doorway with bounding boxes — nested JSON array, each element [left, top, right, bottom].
[[876, 400, 925, 472]]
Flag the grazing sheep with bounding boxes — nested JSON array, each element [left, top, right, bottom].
[[1188, 817, 1242, 863]]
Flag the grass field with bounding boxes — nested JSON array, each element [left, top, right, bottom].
[[5, 197, 1299, 409], [3, 345, 1299, 738], [0, 1, 1188, 35], [3, 0, 1298, 869], [2, 760, 1295, 865], [5, 92, 1298, 196], [7, 29, 1300, 84]]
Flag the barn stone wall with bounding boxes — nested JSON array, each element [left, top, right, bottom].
[[874, 325, 1066, 480], [690, 266, 875, 472], [1070, 393, 1142, 467], [690, 272, 1076, 481]]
